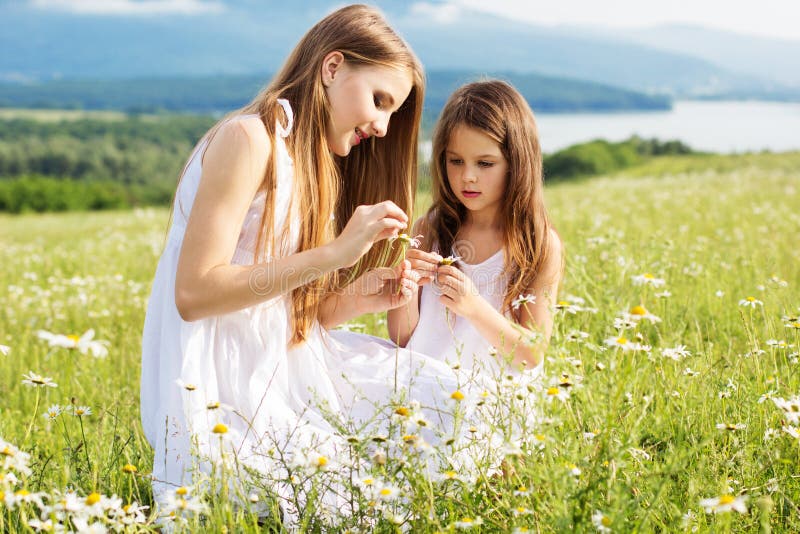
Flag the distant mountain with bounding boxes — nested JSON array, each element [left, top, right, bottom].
[[0, 71, 671, 116], [609, 24, 800, 89], [0, 1, 797, 101]]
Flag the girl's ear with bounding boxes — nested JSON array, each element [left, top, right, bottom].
[[321, 51, 345, 88]]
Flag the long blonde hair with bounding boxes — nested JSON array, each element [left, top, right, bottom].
[[427, 80, 553, 321], [186, 4, 423, 345]]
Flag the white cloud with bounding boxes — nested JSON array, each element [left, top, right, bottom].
[[31, 0, 226, 16], [410, 2, 461, 24]]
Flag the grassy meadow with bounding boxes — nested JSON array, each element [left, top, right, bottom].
[[1, 152, 799, 532]]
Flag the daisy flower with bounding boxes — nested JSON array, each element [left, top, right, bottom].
[[390, 233, 423, 248], [544, 386, 570, 403], [661, 345, 691, 361], [631, 273, 665, 287], [738, 297, 763, 308], [453, 517, 483, 529], [42, 404, 62, 420], [36, 329, 110, 358], [627, 305, 661, 323], [699, 494, 747, 514], [655, 290, 672, 299], [69, 405, 92, 417], [21, 371, 57, 388], [512, 294, 536, 310], [438, 255, 460, 266], [592, 510, 613, 533], [0, 344, 9, 356]]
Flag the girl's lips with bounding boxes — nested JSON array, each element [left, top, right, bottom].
[[462, 191, 481, 198], [352, 130, 361, 145], [353, 128, 368, 146]]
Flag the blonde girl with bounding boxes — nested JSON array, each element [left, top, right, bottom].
[[141, 4, 460, 501]]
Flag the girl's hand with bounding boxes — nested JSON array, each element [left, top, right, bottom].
[[353, 260, 419, 314], [405, 248, 442, 287], [435, 264, 483, 318], [330, 201, 408, 268]]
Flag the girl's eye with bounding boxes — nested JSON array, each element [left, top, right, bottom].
[[448, 159, 463, 165], [373, 95, 384, 109], [478, 161, 494, 168]]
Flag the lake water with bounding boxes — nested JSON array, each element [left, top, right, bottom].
[[535, 100, 800, 154]]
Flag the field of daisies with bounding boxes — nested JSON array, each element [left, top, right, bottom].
[[1, 150, 799, 532]]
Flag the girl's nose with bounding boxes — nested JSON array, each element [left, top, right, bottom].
[[372, 115, 389, 137]]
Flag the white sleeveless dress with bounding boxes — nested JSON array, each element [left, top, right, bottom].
[[407, 248, 544, 378], [140, 101, 465, 504]]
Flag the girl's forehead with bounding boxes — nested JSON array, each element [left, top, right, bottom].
[[447, 124, 503, 154]]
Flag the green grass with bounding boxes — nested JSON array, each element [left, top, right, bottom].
[[0, 153, 798, 531]]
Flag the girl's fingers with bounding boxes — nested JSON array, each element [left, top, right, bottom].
[[372, 200, 408, 225]]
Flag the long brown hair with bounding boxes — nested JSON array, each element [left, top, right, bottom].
[[427, 80, 553, 321], [181, 5, 424, 345]]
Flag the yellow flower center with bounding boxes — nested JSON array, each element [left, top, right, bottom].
[[67, 334, 80, 343], [176, 487, 188, 496], [86, 492, 101, 505], [602, 516, 612, 527], [746, 296, 756, 302], [644, 273, 654, 279], [547, 387, 559, 396], [445, 470, 457, 478], [630, 305, 647, 316], [535, 434, 546, 441], [123, 504, 131, 513], [394, 406, 410, 416], [450, 390, 465, 401], [122, 464, 137, 473], [1, 446, 14, 456], [16, 489, 30, 497], [461, 518, 474, 524], [617, 337, 628, 345], [719, 494, 735, 505], [402, 434, 418, 444], [517, 486, 527, 492], [362, 478, 374, 485], [316, 456, 328, 467], [379, 488, 393, 496]]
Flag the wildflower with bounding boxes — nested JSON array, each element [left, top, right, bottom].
[[0, 345, 9, 356], [772, 396, 800, 424], [716, 423, 746, 431], [627, 305, 661, 323], [163, 492, 206, 516], [514, 485, 532, 496], [512, 294, 536, 311], [175, 379, 198, 391], [662, 345, 691, 361], [785, 321, 800, 330], [390, 233, 423, 248], [211, 423, 228, 434], [453, 517, 483, 529], [21, 371, 58, 388], [764, 428, 779, 441], [604, 336, 636, 351], [122, 464, 137, 474], [26, 519, 58, 532], [555, 300, 581, 314], [766, 339, 793, 349], [438, 255, 460, 266], [42, 404, 62, 420], [655, 290, 672, 298], [592, 510, 613, 533], [715, 290, 725, 298], [758, 390, 777, 403], [566, 463, 582, 476], [512, 528, 532, 534], [36, 329, 110, 357], [595, 361, 606, 371], [512, 506, 532, 517], [376, 483, 401, 501], [566, 330, 589, 343], [738, 297, 763, 308], [631, 273, 665, 287], [700, 494, 748, 514], [683, 367, 699, 377], [782, 426, 800, 440], [450, 390, 465, 401], [544, 386, 569, 402], [70, 405, 92, 417]]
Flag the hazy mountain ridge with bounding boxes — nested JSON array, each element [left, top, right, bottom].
[[1, 1, 797, 101]]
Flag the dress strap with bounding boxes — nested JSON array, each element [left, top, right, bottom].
[[276, 98, 294, 138]]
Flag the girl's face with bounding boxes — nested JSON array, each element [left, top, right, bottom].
[[323, 57, 413, 157], [445, 124, 509, 221]]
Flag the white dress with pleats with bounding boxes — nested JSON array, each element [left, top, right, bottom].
[[140, 101, 465, 508]]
